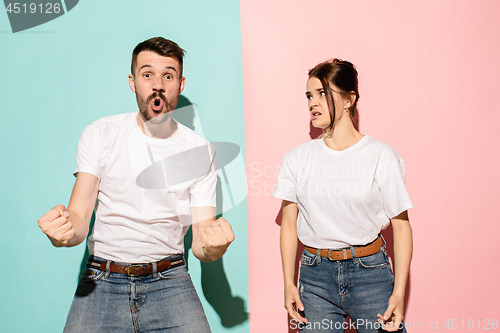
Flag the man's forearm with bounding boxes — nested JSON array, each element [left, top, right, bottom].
[[63, 210, 90, 247]]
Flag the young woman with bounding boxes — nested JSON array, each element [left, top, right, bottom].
[[273, 59, 413, 332]]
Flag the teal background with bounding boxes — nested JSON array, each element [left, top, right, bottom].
[[0, 1, 248, 332]]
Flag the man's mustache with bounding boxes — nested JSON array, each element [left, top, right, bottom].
[[147, 91, 168, 104]]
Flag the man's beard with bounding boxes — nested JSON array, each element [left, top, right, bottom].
[[137, 91, 177, 125]]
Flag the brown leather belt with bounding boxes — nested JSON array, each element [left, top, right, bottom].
[[304, 236, 383, 261], [88, 257, 184, 277]]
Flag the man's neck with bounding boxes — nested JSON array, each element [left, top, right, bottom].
[[136, 112, 178, 139]]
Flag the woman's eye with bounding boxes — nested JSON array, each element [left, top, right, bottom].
[[319, 91, 325, 96]]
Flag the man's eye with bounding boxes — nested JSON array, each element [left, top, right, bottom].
[[143, 73, 152, 78], [165, 74, 174, 79]]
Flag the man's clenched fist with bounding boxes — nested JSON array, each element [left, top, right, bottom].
[[38, 204, 75, 247], [200, 217, 235, 260]]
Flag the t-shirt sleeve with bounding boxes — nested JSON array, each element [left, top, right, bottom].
[[189, 145, 217, 208], [273, 152, 298, 203], [376, 146, 414, 218], [74, 123, 101, 179]]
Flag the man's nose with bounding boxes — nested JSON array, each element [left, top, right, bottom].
[[152, 76, 165, 92]]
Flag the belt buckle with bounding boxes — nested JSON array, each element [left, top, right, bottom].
[[327, 249, 348, 260], [327, 249, 335, 261], [125, 264, 143, 277]]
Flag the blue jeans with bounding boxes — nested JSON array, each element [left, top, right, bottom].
[[64, 255, 211, 333], [297, 247, 406, 333]]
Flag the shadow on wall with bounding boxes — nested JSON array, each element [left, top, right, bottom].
[[76, 95, 248, 328], [277, 117, 410, 333]]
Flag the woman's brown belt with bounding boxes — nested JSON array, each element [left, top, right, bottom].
[[304, 236, 383, 261]]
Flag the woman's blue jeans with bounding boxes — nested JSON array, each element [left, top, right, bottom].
[[297, 247, 407, 332], [63, 255, 211, 332]]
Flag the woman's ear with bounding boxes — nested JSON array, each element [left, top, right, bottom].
[[347, 91, 357, 108]]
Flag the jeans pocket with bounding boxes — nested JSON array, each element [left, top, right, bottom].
[[157, 264, 190, 280], [75, 268, 104, 297], [300, 250, 317, 266], [357, 250, 389, 269], [80, 267, 105, 282]]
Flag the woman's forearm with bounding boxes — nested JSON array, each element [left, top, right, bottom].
[[280, 201, 300, 287], [281, 223, 299, 286], [391, 211, 413, 296]]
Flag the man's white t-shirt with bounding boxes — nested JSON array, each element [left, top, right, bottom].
[[75, 112, 216, 263], [273, 134, 413, 249]]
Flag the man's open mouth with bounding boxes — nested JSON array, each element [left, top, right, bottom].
[[151, 98, 163, 111]]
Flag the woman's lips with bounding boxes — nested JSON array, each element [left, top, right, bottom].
[[311, 111, 321, 120]]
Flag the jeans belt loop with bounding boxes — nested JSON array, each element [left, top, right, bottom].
[[152, 261, 158, 279], [350, 247, 357, 263], [316, 248, 321, 263], [105, 260, 111, 278], [380, 233, 387, 249]]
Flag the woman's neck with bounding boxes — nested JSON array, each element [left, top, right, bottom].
[[323, 119, 364, 151]]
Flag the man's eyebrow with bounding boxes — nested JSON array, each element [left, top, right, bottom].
[[138, 64, 178, 72], [139, 64, 152, 72]]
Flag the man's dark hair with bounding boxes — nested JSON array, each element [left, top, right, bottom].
[[131, 37, 185, 76]]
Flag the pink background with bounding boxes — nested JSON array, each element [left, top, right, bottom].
[[242, 0, 500, 331]]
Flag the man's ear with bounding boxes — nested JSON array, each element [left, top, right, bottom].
[[128, 74, 136, 93], [179, 76, 186, 94]]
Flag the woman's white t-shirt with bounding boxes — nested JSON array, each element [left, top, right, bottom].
[[273, 134, 414, 249]]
